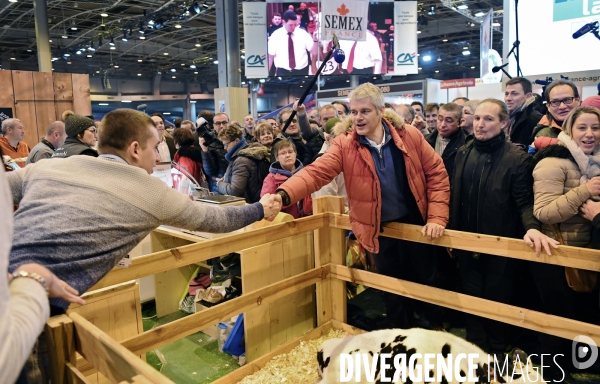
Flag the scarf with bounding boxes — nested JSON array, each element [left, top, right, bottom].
[[473, 131, 506, 153], [557, 131, 600, 185], [224, 138, 248, 162]]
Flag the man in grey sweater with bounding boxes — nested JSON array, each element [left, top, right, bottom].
[[7, 108, 281, 315], [25, 121, 66, 165]]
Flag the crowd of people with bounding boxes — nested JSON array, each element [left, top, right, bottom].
[[2, 77, 600, 383]]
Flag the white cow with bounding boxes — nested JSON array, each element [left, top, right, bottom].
[[317, 328, 544, 383]]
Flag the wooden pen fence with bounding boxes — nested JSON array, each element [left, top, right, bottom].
[[45, 196, 600, 383]]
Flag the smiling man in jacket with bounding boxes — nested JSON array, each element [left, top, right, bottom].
[[276, 82, 450, 328]]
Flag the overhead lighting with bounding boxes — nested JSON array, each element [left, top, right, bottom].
[[76, 50, 82, 55], [259, 79, 265, 83], [241, 55, 245, 59], [435, 70, 440, 73], [139, 35, 146, 40], [109, 37, 115, 46], [110, 46, 116, 50], [191, 2, 201, 14], [100, 12, 108, 17], [26, 49, 32, 52], [442, 36, 448, 42], [9, 0, 17, 3], [437, 56, 442, 62], [122, 34, 128, 42], [48, 39, 52, 42], [96, 70, 100, 73], [475, 11, 486, 17], [88, 46, 95, 52], [190, 64, 196, 69], [114, 65, 119, 68], [164, 52, 169, 56], [191, 100, 197, 103], [137, 73, 142, 76], [195, 39, 201, 47], [457, 4, 468, 10], [71, 21, 77, 30], [62, 34, 68, 39], [122, 100, 132, 103], [174, 24, 182, 29], [463, 46, 469, 49], [346, 80, 350, 82], [86, 54, 92, 58], [241, 81, 246, 85], [99, 103, 109, 106], [181, 63, 185, 66], [428, 6, 435, 15], [10, 57, 16, 60], [163, 112, 171, 115], [202, 3, 209, 8], [172, 76, 176, 78], [137, 59, 142, 62], [64, 53, 70, 57], [299, 85, 303, 88], [462, 50, 471, 55], [213, 60, 218, 64], [171, 69, 176, 72], [471, 66, 476, 69], [418, 67, 422, 70], [416, 30, 421, 34], [422, 54, 431, 61], [492, 22, 501, 26], [194, 71, 198, 74]]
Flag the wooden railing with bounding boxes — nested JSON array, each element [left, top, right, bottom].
[[46, 196, 600, 383]]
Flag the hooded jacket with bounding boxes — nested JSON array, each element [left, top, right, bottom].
[[278, 110, 450, 253], [531, 144, 594, 247], [218, 142, 270, 203], [174, 145, 205, 187], [271, 132, 311, 166], [261, 160, 312, 219], [199, 136, 228, 192]]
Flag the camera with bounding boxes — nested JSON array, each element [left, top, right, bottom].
[[196, 117, 213, 143]]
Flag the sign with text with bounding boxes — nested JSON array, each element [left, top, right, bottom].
[[440, 78, 476, 89], [393, 1, 418, 75], [243, 2, 268, 78], [321, 0, 369, 41]]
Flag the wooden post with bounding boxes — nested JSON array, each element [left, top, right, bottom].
[[45, 315, 76, 384], [313, 196, 346, 325], [213, 87, 248, 123]]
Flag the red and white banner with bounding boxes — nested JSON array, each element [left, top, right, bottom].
[[440, 78, 476, 89]]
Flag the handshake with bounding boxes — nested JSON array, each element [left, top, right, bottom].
[[259, 193, 285, 221]]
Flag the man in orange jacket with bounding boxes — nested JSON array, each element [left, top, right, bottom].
[[276, 83, 450, 328]]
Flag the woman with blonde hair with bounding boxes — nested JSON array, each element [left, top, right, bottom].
[[254, 122, 274, 150], [531, 106, 600, 381]]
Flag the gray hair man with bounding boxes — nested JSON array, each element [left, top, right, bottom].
[[0, 118, 29, 167]]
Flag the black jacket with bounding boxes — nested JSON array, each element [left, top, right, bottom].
[[425, 128, 468, 183], [52, 137, 98, 158], [510, 102, 543, 150], [297, 113, 325, 165], [164, 135, 177, 161], [200, 136, 228, 192], [450, 135, 540, 239]]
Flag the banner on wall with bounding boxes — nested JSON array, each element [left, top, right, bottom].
[[440, 78, 476, 89], [480, 9, 493, 79], [321, 0, 369, 41], [393, 1, 418, 75], [243, 2, 269, 78]]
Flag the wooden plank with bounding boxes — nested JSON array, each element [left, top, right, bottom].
[[69, 312, 174, 384], [0, 71, 15, 111], [121, 267, 325, 356], [330, 264, 600, 345], [72, 74, 91, 116], [12, 70, 34, 101], [65, 362, 93, 384], [54, 72, 73, 121], [12, 71, 39, 149], [90, 214, 326, 291], [331, 214, 600, 271], [313, 197, 346, 325], [69, 281, 137, 310], [45, 315, 76, 384], [33, 72, 58, 143]]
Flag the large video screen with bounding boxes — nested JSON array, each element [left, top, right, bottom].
[[265, 1, 395, 76], [505, 0, 600, 76]]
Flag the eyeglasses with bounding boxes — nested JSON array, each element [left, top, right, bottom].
[[548, 97, 578, 108], [214, 121, 229, 126], [87, 128, 97, 134]]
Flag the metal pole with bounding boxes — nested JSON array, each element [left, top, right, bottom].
[[225, 0, 240, 87], [350, 75, 359, 88], [250, 83, 258, 117], [215, 0, 228, 88], [33, 0, 52, 72]]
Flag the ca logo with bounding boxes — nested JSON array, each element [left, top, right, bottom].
[[247, 55, 267, 67], [396, 52, 417, 65]]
